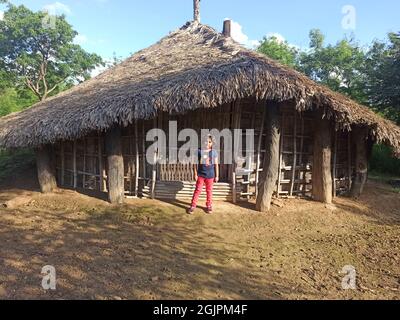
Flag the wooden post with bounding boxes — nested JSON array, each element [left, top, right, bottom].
[[350, 127, 368, 198], [289, 113, 297, 196], [347, 131, 353, 191], [105, 126, 125, 204], [332, 131, 338, 198], [193, 0, 200, 22], [312, 115, 333, 204], [255, 105, 266, 199], [256, 102, 281, 212], [73, 140, 77, 189], [98, 135, 107, 192], [231, 100, 241, 204], [36, 145, 57, 193], [135, 120, 140, 196], [60, 143, 65, 186], [277, 113, 284, 198], [151, 150, 157, 199]]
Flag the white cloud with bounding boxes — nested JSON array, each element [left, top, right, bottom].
[[0, 11, 4, 21], [230, 20, 260, 48], [43, 2, 71, 15], [227, 19, 260, 49], [265, 32, 286, 44], [74, 34, 88, 45]]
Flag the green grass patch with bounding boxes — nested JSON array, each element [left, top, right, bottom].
[[0, 149, 36, 181]]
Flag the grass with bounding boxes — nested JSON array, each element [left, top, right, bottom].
[[0, 149, 35, 182], [369, 171, 400, 193]]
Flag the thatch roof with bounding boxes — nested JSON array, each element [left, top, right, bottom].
[[0, 21, 399, 156]]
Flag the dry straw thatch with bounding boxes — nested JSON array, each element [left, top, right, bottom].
[[0, 21, 399, 156]]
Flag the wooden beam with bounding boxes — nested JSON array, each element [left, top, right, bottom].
[[60, 143, 65, 186], [231, 100, 241, 204], [105, 126, 125, 204], [98, 135, 106, 192], [277, 113, 285, 197], [350, 127, 368, 198], [289, 112, 297, 196], [73, 140, 77, 189], [312, 115, 333, 204], [332, 131, 338, 198], [347, 131, 353, 191], [256, 102, 281, 212], [255, 103, 267, 199], [35, 145, 57, 193], [135, 120, 140, 196]]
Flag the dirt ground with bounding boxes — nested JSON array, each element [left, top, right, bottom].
[[0, 169, 399, 300]]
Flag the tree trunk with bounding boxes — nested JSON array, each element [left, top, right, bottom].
[[105, 127, 125, 204], [350, 127, 368, 198], [256, 102, 281, 212], [312, 116, 333, 204], [36, 145, 57, 193]]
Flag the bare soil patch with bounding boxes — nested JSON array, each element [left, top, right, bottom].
[[0, 176, 399, 300]]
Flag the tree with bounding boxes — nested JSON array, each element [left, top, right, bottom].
[[298, 29, 367, 104], [0, 3, 103, 101], [257, 35, 298, 68], [364, 32, 400, 124]]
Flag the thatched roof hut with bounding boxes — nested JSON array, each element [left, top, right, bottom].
[[0, 21, 399, 156]]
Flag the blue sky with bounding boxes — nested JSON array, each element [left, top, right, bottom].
[[2, 0, 400, 60]]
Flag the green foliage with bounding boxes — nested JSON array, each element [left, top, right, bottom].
[[369, 144, 400, 177], [0, 3, 103, 101], [364, 33, 400, 124], [256, 28, 400, 177], [257, 36, 298, 68], [0, 149, 35, 181], [0, 87, 37, 116], [298, 29, 367, 104]]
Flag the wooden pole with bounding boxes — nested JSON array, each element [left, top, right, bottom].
[[256, 102, 281, 212], [350, 127, 368, 198], [98, 135, 106, 192], [193, 0, 200, 22], [312, 115, 333, 204], [255, 104, 266, 199], [347, 131, 353, 191], [332, 131, 338, 198], [35, 145, 57, 193], [135, 120, 140, 196], [73, 140, 77, 189], [289, 112, 297, 196], [105, 126, 125, 204], [277, 113, 284, 198], [60, 143, 65, 186], [232, 100, 241, 204]]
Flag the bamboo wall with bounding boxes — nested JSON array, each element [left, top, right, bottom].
[[54, 98, 354, 201]]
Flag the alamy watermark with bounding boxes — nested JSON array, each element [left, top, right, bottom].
[[341, 265, 356, 290], [145, 121, 255, 166], [41, 265, 56, 290], [342, 5, 356, 30]]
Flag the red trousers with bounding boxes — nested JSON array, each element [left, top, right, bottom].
[[191, 176, 214, 208]]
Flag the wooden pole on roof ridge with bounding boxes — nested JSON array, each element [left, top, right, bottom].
[[193, 0, 201, 22]]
